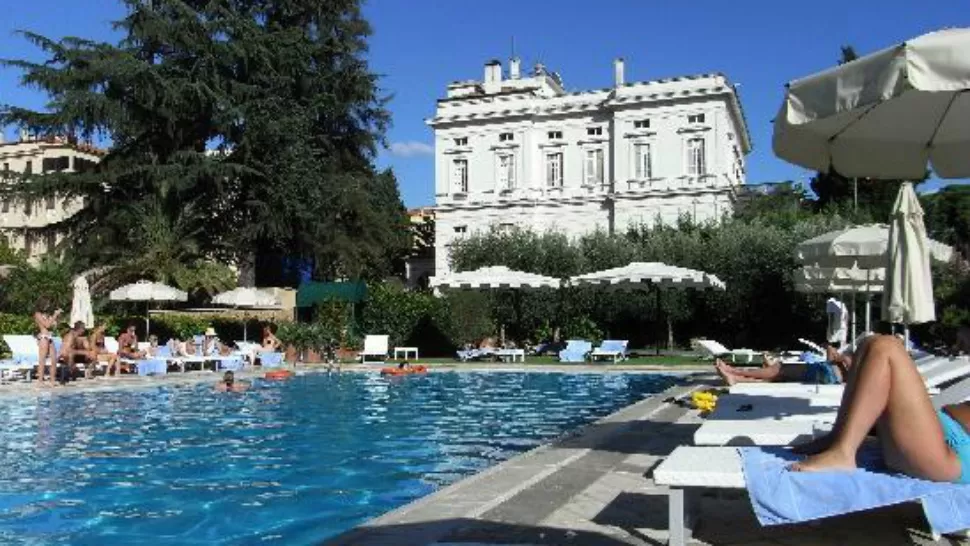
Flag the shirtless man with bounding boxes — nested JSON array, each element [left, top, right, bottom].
[[61, 321, 96, 381], [117, 324, 146, 360], [792, 335, 970, 485], [259, 324, 281, 352], [214, 371, 250, 393], [32, 299, 62, 387]]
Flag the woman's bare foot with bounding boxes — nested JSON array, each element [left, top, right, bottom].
[[714, 360, 737, 386], [790, 446, 857, 472]]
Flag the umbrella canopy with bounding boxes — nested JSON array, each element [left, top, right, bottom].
[[109, 280, 187, 335], [212, 287, 280, 308], [430, 266, 560, 290], [794, 264, 885, 294], [795, 224, 953, 269], [773, 27, 970, 180], [70, 276, 94, 328], [569, 262, 726, 290], [109, 280, 188, 303], [883, 183, 936, 325]]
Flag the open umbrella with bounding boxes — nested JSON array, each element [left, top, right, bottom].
[[69, 275, 94, 329], [773, 27, 970, 179], [570, 262, 726, 354], [430, 266, 561, 345], [211, 287, 281, 341], [109, 280, 188, 335]]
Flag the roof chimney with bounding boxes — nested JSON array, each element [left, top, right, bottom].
[[509, 57, 521, 79], [484, 59, 502, 84], [614, 58, 625, 87]]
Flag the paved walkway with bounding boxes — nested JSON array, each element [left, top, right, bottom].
[[328, 379, 970, 546]]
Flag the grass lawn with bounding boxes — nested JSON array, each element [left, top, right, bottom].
[[390, 354, 705, 367]]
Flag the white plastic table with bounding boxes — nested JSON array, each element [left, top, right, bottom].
[[394, 347, 419, 360]]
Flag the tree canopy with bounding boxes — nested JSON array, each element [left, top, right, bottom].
[[0, 0, 408, 287]]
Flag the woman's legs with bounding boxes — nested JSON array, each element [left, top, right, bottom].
[[716, 359, 784, 381], [37, 339, 50, 386], [793, 335, 960, 481]]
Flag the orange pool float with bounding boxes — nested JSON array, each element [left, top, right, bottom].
[[264, 370, 294, 380], [380, 365, 427, 376]]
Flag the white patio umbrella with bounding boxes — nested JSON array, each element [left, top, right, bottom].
[[569, 262, 726, 354], [429, 266, 561, 344], [883, 183, 936, 327], [69, 275, 94, 329], [773, 27, 970, 180], [211, 287, 281, 341], [109, 280, 188, 335]]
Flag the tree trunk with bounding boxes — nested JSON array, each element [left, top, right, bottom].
[[667, 317, 674, 351], [237, 252, 256, 287]]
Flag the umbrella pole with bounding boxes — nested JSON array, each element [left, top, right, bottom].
[[146, 302, 151, 337], [655, 287, 661, 357], [851, 294, 857, 349], [865, 295, 871, 334]]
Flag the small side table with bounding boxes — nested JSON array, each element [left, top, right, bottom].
[[394, 347, 419, 360]]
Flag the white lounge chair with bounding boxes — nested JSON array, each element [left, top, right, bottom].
[[590, 340, 628, 363], [359, 335, 389, 364], [693, 339, 764, 364], [1, 335, 38, 382]]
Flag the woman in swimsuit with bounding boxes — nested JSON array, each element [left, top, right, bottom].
[[32, 298, 62, 388], [91, 325, 121, 377]]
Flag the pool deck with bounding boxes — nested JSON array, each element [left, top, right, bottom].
[[327, 377, 967, 546]]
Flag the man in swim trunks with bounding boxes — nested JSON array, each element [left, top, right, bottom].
[[792, 335, 970, 485], [214, 371, 250, 392], [61, 321, 96, 381]]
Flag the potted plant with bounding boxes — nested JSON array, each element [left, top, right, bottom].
[[276, 322, 302, 364]]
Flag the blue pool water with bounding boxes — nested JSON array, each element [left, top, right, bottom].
[[0, 371, 676, 545]]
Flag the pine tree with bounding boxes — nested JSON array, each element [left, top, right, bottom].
[[1, 0, 408, 285]]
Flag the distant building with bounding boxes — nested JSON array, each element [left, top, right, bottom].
[[428, 57, 751, 273], [405, 207, 435, 288], [0, 133, 104, 263]]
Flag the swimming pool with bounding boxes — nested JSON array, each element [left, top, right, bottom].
[[0, 371, 676, 545]]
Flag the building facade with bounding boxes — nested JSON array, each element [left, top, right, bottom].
[[404, 206, 435, 288], [429, 58, 751, 274], [0, 134, 103, 262]]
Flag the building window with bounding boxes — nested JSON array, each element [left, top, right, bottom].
[[2, 163, 8, 179], [634, 143, 652, 179], [547, 130, 563, 140], [451, 158, 468, 193], [687, 138, 706, 176], [497, 153, 515, 191], [454, 137, 468, 146], [45, 232, 56, 253], [42, 156, 70, 172], [584, 148, 604, 185], [633, 119, 650, 129], [453, 226, 467, 235], [24, 161, 32, 176], [497, 223, 515, 233], [499, 132, 514, 142], [545, 152, 563, 187], [23, 231, 34, 256], [687, 113, 705, 124], [24, 200, 32, 216], [45, 194, 55, 210], [587, 127, 603, 136], [1, 199, 7, 213]]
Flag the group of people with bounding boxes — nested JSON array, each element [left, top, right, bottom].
[[30, 298, 283, 387], [711, 332, 970, 486]]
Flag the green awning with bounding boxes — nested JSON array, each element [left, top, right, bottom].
[[296, 281, 367, 307]]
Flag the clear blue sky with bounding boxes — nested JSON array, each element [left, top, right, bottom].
[[2, 1, 967, 207]]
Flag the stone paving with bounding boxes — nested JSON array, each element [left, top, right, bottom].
[[327, 377, 970, 546]]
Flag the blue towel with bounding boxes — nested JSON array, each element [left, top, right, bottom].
[[740, 446, 970, 535]]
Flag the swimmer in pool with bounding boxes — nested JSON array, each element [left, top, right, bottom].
[[214, 371, 250, 392]]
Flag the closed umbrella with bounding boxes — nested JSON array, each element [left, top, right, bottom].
[[109, 280, 188, 335], [570, 262, 726, 355], [211, 287, 281, 342], [69, 276, 94, 329], [883, 183, 936, 327]]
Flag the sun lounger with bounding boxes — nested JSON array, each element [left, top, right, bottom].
[[693, 339, 764, 364], [558, 340, 591, 363], [494, 348, 525, 362], [359, 335, 389, 364], [1, 335, 37, 381], [654, 445, 970, 546], [590, 340, 628, 363]]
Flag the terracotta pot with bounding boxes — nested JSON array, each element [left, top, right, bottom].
[[305, 349, 322, 363], [284, 345, 299, 363], [337, 348, 357, 362]]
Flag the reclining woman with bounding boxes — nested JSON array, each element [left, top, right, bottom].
[[791, 334, 970, 484], [715, 344, 852, 386]]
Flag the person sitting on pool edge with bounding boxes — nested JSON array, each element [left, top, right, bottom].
[[214, 371, 250, 392], [715, 344, 852, 386], [790, 334, 970, 484]]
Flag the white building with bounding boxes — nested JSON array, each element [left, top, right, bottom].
[[0, 133, 103, 262], [429, 58, 751, 274]]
